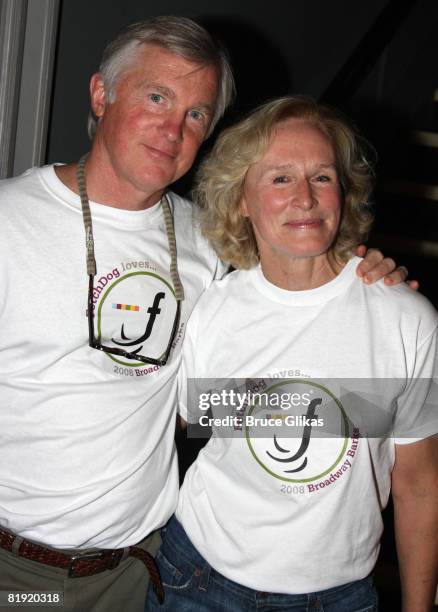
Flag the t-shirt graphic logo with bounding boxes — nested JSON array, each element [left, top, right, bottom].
[[245, 380, 350, 483], [112, 292, 165, 354], [97, 272, 177, 366], [266, 398, 321, 473]]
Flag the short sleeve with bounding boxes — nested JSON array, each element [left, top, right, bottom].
[[177, 305, 200, 423], [213, 258, 230, 281], [394, 324, 438, 444]]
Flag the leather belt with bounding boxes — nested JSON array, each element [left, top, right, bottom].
[[0, 526, 164, 604]]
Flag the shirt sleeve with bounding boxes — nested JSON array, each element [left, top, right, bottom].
[[177, 304, 201, 424], [394, 324, 438, 444], [214, 258, 230, 281]]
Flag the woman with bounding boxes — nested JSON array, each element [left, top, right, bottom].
[[146, 97, 438, 611]]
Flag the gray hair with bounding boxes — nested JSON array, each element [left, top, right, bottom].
[[88, 15, 235, 139]]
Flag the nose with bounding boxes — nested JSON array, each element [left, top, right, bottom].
[[293, 179, 316, 210], [161, 113, 184, 143]]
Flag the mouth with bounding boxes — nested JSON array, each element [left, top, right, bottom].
[[143, 145, 177, 160], [284, 219, 323, 230]]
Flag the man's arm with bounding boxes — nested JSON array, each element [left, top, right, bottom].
[[392, 436, 438, 611], [355, 245, 418, 289]]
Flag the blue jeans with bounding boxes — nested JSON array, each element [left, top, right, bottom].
[[145, 515, 378, 611]]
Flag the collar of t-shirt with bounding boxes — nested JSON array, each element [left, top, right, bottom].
[[249, 256, 360, 307], [40, 164, 164, 230]]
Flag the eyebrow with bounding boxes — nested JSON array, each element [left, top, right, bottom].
[[259, 162, 337, 177], [262, 164, 293, 174], [142, 81, 214, 114], [143, 82, 175, 100]]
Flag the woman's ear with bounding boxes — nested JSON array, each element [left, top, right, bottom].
[[240, 194, 249, 218]]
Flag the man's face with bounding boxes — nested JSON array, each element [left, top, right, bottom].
[[91, 44, 219, 206]]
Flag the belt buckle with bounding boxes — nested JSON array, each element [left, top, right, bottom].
[[68, 550, 112, 578]]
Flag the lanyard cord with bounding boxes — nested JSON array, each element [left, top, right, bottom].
[[76, 153, 184, 301]]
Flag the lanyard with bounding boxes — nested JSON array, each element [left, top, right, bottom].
[[76, 153, 184, 301]]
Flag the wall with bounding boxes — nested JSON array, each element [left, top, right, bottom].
[[47, 0, 385, 163]]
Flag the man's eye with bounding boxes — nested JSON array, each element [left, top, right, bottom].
[[273, 176, 288, 184], [149, 93, 163, 104]]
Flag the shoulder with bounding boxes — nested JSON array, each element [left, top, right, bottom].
[[364, 278, 436, 317], [0, 168, 48, 230], [183, 269, 246, 342], [0, 166, 41, 196], [166, 190, 192, 212], [358, 277, 437, 340], [166, 191, 206, 246], [0, 165, 57, 213], [191, 268, 249, 313], [167, 190, 228, 279], [347, 256, 436, 323], [166, 190, 199, 227]]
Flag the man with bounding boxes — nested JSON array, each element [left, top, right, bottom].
[[0, 16, 410, 612]]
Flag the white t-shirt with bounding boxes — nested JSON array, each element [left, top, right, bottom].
[[0, 165, 225, 549], [176, 257, 438, 594]]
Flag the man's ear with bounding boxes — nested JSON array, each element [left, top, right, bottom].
[[90, 73, 107, 119]]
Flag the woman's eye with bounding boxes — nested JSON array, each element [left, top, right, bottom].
[[149, 93, 163, 104], [315, 175, 331, 182], [273, 176, 288, 184]]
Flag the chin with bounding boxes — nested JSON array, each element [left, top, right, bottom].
[[284, 242, 332, 259], [136, 171, 173, 192]]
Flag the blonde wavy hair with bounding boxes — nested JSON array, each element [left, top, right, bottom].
[[194, 95, 375, 269]]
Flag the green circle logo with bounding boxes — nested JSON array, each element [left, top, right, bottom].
[[97, 272, 176, 366], [245, 380, 349, 482]]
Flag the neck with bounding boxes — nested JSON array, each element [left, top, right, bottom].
[[260, 251, 343, 291], [54, 145, 163, 211]]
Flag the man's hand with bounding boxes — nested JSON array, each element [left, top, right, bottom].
[[355, 245, 419, 290]]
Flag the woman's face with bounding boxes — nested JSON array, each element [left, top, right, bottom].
[[241, 118, 342, 266]]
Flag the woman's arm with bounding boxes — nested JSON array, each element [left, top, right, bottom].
[[392, 436, 438, 612]]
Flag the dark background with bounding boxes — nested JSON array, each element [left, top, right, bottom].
[[47, 2, 438, 608], [47, 0, 438, 306]]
